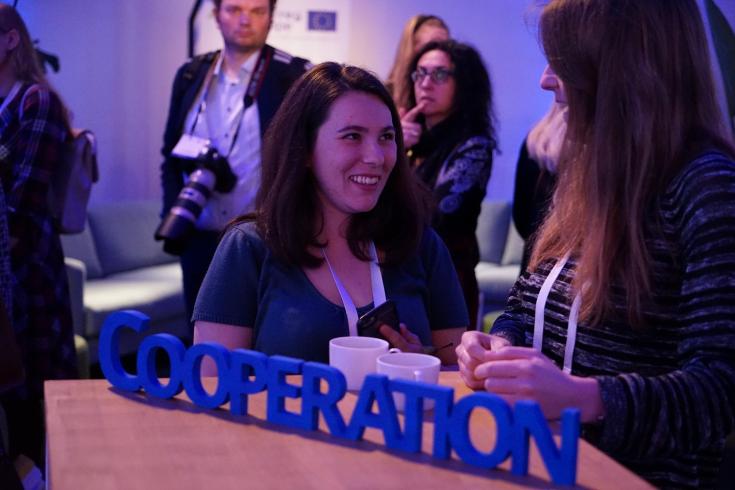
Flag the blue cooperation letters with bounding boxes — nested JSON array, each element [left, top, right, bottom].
[[99, 310, 580, 485]]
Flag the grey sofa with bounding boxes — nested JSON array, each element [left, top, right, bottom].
[[62, 200, 188, 364], [474, 200, 524, 320]]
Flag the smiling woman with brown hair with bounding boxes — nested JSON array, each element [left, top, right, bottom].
[[192, 63, 467, 368]]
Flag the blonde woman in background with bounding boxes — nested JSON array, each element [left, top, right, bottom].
[[386, 14, 449, 112], [512, 102, 567, 272]]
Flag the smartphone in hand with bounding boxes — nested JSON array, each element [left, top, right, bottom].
[[357, 300, 399, 338]]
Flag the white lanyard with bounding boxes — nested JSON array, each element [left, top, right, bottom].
[[322, 242, 386, 337], [533, 252, 581, 373], [0, 82, 22, 114]]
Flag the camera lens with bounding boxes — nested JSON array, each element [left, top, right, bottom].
[[155, 168, 216, 242]]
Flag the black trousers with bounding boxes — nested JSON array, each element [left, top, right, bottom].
[[179, 229, 221, 333], [0, 397, 44, 476]]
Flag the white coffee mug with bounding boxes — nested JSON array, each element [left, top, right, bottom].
[[376, 352, 440, 411], [329, 336, 389, 391]]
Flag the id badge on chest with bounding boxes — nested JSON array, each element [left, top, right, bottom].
[[171, 134, 211, 160]]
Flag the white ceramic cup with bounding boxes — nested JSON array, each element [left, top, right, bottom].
[[329, 336, 389, 391], [376, 352, 441, 411]]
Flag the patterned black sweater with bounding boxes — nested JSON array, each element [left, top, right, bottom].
[[411, 115, 494, 324], [493, 151, 735, 488]]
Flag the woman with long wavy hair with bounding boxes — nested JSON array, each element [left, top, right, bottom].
[[402, 40, 497, 326], [457, 0, 735, 487], [0, 3, 76, 477]]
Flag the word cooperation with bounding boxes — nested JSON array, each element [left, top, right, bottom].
[[100, 310, 580, 485]]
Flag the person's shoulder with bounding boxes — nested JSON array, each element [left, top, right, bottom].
[[176, 50, 219, 79], [669, 149, 735, 194], [421, 225, 441, 243], [18, 83, 65, 117], [418, 226, 446, 256], [268, 44, 312, 72], [226, 220, 263, 242], [19, 82, 50, 101], [683, 149, 735, 175], [183, 50, 219, 67], [218, 220, 271, 258], [446, 135, 494, 172], [663, 149, 735, 226], [455, 134, 495, 154]]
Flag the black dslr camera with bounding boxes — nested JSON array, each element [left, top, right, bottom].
[[155, 145, 237, 255]]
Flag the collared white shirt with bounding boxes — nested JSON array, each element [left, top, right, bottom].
[[183, 50, 262, 231]]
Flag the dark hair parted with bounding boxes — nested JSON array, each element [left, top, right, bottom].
[[212, 0, 277, 12], [531, 0, 734, 326], [407, 39, 497, 146], [253, 62, 431, 267]]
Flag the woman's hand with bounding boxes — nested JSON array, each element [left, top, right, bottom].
[[456, 331, 511, 389], [379, 323, 423, 353], [399, 102, 426, 149], [474, 346, 604, 421]]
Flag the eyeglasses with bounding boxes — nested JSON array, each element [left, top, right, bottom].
[[410, 67, 454, 84]]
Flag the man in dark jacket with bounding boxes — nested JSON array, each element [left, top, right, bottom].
[[159, 0, 310, 324]]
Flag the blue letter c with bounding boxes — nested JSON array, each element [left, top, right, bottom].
[[99, 310, 150, 391]]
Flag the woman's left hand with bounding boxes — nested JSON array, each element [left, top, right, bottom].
[[474, 346, 603, 421], [379, 323, 423, 353]]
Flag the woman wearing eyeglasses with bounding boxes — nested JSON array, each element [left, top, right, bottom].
[[385, 14, 450, 112], [401, 40, 497, 326]]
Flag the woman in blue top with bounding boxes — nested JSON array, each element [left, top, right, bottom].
[[193, 63, 468, 368]]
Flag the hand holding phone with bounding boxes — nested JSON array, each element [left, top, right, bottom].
[[357, 300, 400, 338]]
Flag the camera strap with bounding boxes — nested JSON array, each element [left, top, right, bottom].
[[187, 47, 272, 158], [322, 242, 386, 337]]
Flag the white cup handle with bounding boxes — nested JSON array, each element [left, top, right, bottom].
[[388, 348, 402, 354]]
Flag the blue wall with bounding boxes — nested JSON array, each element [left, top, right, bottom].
[[11, 0, 734, 206]]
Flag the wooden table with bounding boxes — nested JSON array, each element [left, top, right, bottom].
[[45, 373, 651, 489]]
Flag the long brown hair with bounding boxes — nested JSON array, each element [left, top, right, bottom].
[[0, 4, 71, 129], [0, 4, 45, 85], [386, 14, 449, 110], [530, 0, 734, 326], [250, 62, 431, 267]]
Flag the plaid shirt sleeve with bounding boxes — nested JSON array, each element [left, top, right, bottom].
[[4, 85, 67, 218]]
